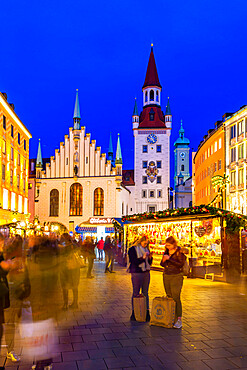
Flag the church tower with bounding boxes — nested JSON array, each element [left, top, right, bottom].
[[174, 120, 190, 187], [132, 45, 171, 214]]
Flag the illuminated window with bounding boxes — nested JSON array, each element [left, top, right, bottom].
[[2, 164, 5, 181], [219, 138, 222, 149], [50, 189, 59, 217], [238, 144, 244, 160], [70, 183, 82, 216], [231, 171, 236, 186], [11, 192, 15, 211], [18, 195, 22, 213], [24, 198, 28, 214], [238, 168, 244, 185], [215, 141, 217, 152], [2, 188, 8, 210], [94, 187, 104, 216]]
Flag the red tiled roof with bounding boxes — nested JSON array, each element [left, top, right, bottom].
[[138, 106, 166, 128], [143, 48, 161, 89]]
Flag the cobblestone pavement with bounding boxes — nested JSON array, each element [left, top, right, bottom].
[[2, 261, 247, 369]]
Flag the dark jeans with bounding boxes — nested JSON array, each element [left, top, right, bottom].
[[163, 273, 183, 317], [131, 271, 150, 310], [87, 257, 94, 277], [98, 249, 103, 260]]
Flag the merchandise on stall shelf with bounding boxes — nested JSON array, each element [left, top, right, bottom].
[[126, 217, 222, 270]]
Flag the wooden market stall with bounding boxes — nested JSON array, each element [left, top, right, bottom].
[[122, 205, 247, 283]]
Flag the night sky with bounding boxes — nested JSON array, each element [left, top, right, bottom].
[[1, 0, 247, 180]]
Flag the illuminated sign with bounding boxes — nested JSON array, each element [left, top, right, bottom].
[[89, 217, 113, 224]]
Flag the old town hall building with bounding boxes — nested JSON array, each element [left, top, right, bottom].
[[29, 46, 173, 237]]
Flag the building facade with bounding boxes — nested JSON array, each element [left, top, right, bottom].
[[30, 91, 130, 239], [127, 46, 171, 214], [193, 121, 225, 207], [0, 92, 32, 225], [225, 105, 247, 214]]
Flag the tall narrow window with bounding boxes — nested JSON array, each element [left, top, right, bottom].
[[150, 90, 154, 101], [2, 164, 5, 181], [94, 188, 104, 216], [145, 91, 148, 102], [156, 91, 159, 102], [11, 125, 14, 138], [50, 189, 59, 217], [70, 183, 82, 216], [24, 139, 26, 151], [18, 133, 20, 145], [2, 115, 6, 130]]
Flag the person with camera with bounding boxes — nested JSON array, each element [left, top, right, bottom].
[[128, 235, 153, 322]]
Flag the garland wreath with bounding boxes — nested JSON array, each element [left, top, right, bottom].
[[119, 205, 247, 235]]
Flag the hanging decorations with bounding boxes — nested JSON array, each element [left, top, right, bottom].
[[122, 205, 247, 235]]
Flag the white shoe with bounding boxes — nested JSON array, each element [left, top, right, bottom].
[[173, 319, 182, 329], [7, 351, 20, 362]]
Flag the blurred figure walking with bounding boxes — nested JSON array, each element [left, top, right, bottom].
[[81, 236, 96, 279], [104, 237, 115, 273]]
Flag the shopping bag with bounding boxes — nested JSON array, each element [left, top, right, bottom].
[[133, 294, 147, 322], [150, 296, 176, 328], [20, 316, 56, 360]]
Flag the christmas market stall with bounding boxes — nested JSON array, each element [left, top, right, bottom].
[[122, 205, 247, 282]]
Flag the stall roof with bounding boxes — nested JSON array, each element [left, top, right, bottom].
[[121, 205, 247, 233]]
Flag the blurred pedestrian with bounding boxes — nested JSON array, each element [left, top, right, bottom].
[[160, 236, 186, 329], [59, 233, 80, 309], [104, 236, 115, 273], [97, 237, 104, 261], [128, 235, 153, 322], [81, 236, 96, 279]]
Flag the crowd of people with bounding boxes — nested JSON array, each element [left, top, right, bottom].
[[0, 231, 186, 369]]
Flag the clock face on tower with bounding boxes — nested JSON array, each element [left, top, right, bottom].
[[180, 152, 186, 158], [147, 134, 157, 144]]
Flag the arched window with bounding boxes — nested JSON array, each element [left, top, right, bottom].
[[50, 189, 59, 217], [94, 188, 104, 216], [150, 90, 154, 101], [70, 183, 82, 216], [156, 91, 159, 102], [145, 91, 148, 102]]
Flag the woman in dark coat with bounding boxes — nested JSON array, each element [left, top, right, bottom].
[[128, 235, 153, 322], [160, 236, 186, 329]]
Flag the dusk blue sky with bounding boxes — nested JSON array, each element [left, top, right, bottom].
[[1, 0, 247, 180]]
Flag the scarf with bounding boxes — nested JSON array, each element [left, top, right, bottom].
[[135, 245, 151, 272]]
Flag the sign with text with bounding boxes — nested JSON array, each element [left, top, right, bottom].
[[89, 217, 113, 224]]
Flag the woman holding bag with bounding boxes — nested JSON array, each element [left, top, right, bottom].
[[128, 235, 153, 322], [160, 236, 186, 329]]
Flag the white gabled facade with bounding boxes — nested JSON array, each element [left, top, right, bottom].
[[31, 91, 130, 237]]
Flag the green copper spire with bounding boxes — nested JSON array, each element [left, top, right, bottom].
[[108, 132, 114, 162], [73, 89, 81, 119], [179, 119, 185, 137], [165, 97, 171, 115], [115, 133, 122, 165], [133, 98, 138, 116], [36, 139, 43, 168]]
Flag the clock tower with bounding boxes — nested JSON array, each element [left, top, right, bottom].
[[131, 45, 172, 214], [174, 120, 190, 187]]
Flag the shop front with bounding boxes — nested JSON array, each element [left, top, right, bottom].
[[123, 206, 247, 282], [75, 217, 115, 241]]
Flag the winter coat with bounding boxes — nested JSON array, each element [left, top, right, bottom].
[[160, 247, 186, 275]]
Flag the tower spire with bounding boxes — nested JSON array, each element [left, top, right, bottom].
[[115, 133, 122, 165], [143, 45, 161, 89], [108, 132, 114, 162], [36, 139, 43, 168], [73, 89, 81, 130], [133, 98, 138, 116], [165, 97, 171, 115]]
